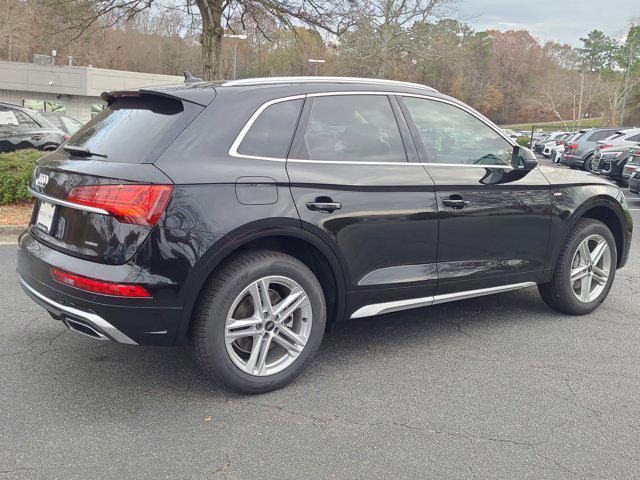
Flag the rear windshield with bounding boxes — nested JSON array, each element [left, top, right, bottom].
[[65, 95, 203, 163], [588, 130, 615, 142]]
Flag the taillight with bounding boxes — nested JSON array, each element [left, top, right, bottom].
[[566, 143, 578, 150], [597, 144, 612, 150], [51, 268, 151, 297], [66, 184, 172, 226]]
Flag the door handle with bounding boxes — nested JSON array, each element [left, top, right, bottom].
[[306, 197, 342, 213], [442, 195, 470, 209]]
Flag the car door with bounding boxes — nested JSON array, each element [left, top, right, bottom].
[[398, 95, 552, 296], [286, 93, 439, 314]]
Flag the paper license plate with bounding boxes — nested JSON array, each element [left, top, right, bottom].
[[36, 201, 56, 233]]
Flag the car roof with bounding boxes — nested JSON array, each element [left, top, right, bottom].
[[129, 76, 442, 106]]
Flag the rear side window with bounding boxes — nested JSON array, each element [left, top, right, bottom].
[[294, 95, 406, 162], [66, 95, 203, 163], [14, 110, 41, 128], [588, 130, 615, 142], [628, 134, 640, 142], [237, 99, 303, 159]]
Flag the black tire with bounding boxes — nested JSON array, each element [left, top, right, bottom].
[[192, 250, 326, 393], [584, 154, 593, 172], [538, 218, 617, 315]]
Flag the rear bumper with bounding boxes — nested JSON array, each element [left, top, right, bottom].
[[17, 230, 183, 345], [18, 273, 137, 344]]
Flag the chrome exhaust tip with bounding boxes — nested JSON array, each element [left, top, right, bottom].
[[63, 318, 109, 341]]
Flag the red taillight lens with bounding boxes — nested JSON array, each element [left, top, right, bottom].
[[51, 268, 151, 297], [566, 143, 578, 150], [66, 184, 172, 226], [597, 144, 612, 150]]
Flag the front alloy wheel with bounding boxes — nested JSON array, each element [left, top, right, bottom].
[[538, 218, 616, 315], [570, 235, 611, 303]]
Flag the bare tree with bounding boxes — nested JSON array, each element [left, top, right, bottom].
[[57, 0, 353, 79]]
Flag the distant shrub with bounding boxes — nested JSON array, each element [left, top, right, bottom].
[[0, 149, 41, 204], [516, 136, 532, 148]]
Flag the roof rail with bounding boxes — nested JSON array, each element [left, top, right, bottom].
[[222, 76, 438, 92]]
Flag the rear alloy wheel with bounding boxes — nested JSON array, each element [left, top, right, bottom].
[[225, 276, 313, 376], [193, 250, 326, 393], [539, 218, 616, 315]]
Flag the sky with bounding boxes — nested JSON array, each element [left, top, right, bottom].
[[458, 0, 638, 46]]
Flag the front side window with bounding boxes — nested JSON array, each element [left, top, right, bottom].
[[295, 95, 406, 162], [403, 97, 512, 166], [237, 99, 303, 159]]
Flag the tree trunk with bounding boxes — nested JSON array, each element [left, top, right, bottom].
[[197, 0, 224, 80]]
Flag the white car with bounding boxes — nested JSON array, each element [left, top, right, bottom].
[[542, 132, 570, 158]]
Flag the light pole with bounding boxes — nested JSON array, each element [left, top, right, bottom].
[[224, 34, 247, 80], [308, 58, 325, 76]]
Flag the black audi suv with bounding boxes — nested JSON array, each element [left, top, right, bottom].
[[17, 77, 632, 393]]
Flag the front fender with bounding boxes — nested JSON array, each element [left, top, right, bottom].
[[545, 185, 632, 279]]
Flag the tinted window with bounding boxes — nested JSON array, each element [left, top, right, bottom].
[[297, 95, 405, 162], [66, 96, 202, 163], [628, 134, 640, 142], [44, 115, 63, 129], [60, 116, 83, 134], [588, 130, 615, 142], [237, 99, 302, 158], [14, 110, 41, 128], [404, 97, 512, 166]]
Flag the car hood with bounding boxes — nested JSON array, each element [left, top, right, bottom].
[[537, 164, 614, 187]]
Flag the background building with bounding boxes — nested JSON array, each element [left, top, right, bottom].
[[0, 60, 183, 123]]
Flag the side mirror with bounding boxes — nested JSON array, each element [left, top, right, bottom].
[[512, 145, 538, 170]]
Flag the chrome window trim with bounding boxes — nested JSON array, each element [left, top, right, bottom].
[[228, 94, 305, 161], [27, 187, 110, 215], [228, 90, 516, 169], [18, 274, 138, 345], [350, 282, 536, 319]]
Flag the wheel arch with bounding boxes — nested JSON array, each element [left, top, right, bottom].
[[175, 225, 347, 344], [554, 196, 628, 273]]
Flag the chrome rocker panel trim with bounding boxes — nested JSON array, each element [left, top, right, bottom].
[[350, 282, 537, 319], [18, 274, 138, 344]]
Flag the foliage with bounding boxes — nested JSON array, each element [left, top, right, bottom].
[[0, 150, 40, 205], [0, 0, 638, 125], [516, 137, 531, 148]]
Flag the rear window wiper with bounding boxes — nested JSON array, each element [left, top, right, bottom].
[[63, 145, 108, 158]]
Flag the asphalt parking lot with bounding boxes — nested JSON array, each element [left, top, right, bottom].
[[3, 158, 640, 479]]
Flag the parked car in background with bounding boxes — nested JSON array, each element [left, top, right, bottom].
[[533, 131, 567, 154], [621, 146, 640, 185], [597, 128, 640, 150], [0, 101, 65, 153], [628, 167, 640, 195], [542, 132, 570, 157], [41, 113, 84, 136], [553, 131, 583, 163], [502, 128, 520, 139], [17, 76, 632, 393], [592, 146, 635, 185], [562, 127, 621, 171]]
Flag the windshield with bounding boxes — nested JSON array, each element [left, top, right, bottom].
[[65, 95, 203, 162]]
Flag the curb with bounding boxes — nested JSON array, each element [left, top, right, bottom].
[[0, 225, 27, 236]]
